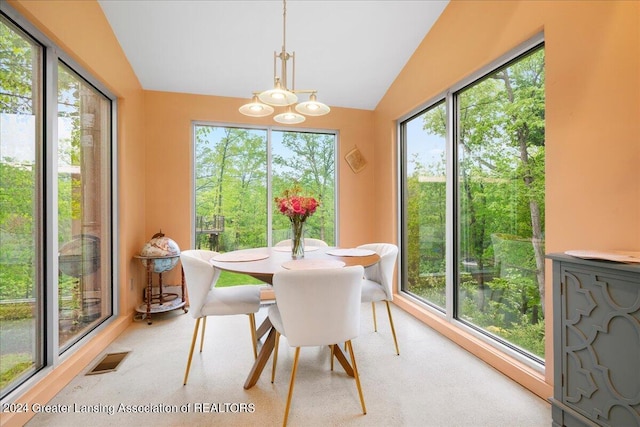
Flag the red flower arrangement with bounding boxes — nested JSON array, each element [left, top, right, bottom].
[[275, 186, 319, 220], [275, 185, 319, 258]]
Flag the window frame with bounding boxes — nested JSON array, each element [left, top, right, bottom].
[[398, 33, 545, 370], [190, 121, 339, 250], [1, 2, 119, 401]]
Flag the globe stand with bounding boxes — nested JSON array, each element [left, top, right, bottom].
[[134, 255, 187, 324]]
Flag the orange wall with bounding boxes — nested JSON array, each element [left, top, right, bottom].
[[373, 0, 639, 397], [142, 91, 375, 285]]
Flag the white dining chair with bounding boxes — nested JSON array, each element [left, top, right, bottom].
[[357, 243, 400, 355], [274, 238, 329, 247], [268, 266, 366, 426], [180, 249, 261, 385]]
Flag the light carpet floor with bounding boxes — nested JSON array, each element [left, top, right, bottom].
[[26, 302, 551, 427]]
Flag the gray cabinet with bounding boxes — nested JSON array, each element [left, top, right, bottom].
[[548, 253, 640, 427]]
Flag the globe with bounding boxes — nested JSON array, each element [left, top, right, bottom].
[[139, 231, 180, 273]]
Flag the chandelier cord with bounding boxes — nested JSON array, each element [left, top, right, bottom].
[[282, 0, 286, 54], [278, 0, 294, 91]]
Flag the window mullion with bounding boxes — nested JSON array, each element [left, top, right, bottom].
[[445, 91, 456, 320], [45, 48, 60, 366], [266, 127, 273, 245]]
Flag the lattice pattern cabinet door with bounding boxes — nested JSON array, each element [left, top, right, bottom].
[[549, 253, 640, 427]]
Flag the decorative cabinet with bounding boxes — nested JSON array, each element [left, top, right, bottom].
[[548, 253, 640, 427]]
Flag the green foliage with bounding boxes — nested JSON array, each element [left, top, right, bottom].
[[195, 127, 269, 250], [272, 131, 335, 243], [0, 352, 33, 389], [0, 161, 37, 301], [406, 102, 447, 295], [194, 127, 336, 251], [216, 271, 263, 287], [502, 319, 545, 358], [0, 301, 33, 321], [406, 272, 446, 308], [407, 47, 546, 357], [1, 20, 35, 114], [459, 276, 544, 358]]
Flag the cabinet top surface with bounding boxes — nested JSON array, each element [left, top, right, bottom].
[[547, 252, 640, 274]]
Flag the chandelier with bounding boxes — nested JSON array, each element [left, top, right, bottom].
[[238, 0, 330, 124]]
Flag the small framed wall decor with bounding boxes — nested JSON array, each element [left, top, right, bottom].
[[345, 146, 367, 173]]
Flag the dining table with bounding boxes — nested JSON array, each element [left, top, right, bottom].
[[209, 245, 380, 389]]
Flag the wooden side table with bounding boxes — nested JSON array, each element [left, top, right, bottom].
[[134, 255, 187, 324]]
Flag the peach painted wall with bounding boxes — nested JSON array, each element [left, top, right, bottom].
[[4, 2, 145, 425], [373, 0, 639, 397], [142, 91, 375, 284]]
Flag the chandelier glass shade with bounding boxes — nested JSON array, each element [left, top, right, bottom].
[[274, 106, 306, 125], [238, 95, 275, 117], [258, 78, 298, 106], [295, 92, 331, 116], [239, 0, 330, 123]]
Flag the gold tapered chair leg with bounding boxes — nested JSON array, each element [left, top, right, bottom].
[[385, 301, 400, 355], [249, 313, 258, 359], [330, 344, 335, 371], [199, 317, 207, 352], [371, 302, 378, 332], [271, 332, 280, 383], [183, 318, 201, 385], [346, 340, 367, 415], [283, 347, 301, 427]]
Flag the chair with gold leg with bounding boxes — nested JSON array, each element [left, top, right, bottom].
[[357, 243, 400, 355], [268, 266, 366, 426], [180, 249, 261, 385]]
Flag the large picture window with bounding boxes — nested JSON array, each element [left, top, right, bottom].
[[56, 63, 113, 350], [401, 41, 545, 362], [403, 101, 447, 312], [1, 7, 115, 399], [193, 124, 336, 284], [0, 16, 43, 397]]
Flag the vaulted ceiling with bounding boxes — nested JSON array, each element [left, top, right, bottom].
[[98, 0, 449, 111]]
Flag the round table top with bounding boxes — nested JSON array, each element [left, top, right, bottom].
[[209, 246, 380, 284]]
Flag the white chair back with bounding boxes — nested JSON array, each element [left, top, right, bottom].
[[357, 243, 398, 301], [271, 265, 364, 347], [180, 249, 221, 318], [275, 238, 329, 247]]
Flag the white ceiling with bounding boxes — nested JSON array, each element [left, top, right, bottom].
[[98, 0, 449, 111]]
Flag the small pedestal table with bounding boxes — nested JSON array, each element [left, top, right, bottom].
[[134, 255, 187, 324]]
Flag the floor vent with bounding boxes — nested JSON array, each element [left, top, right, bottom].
[[86, 351, 130, 375]]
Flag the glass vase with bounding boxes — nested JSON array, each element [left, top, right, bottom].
[[290, 220, 305, 259]]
